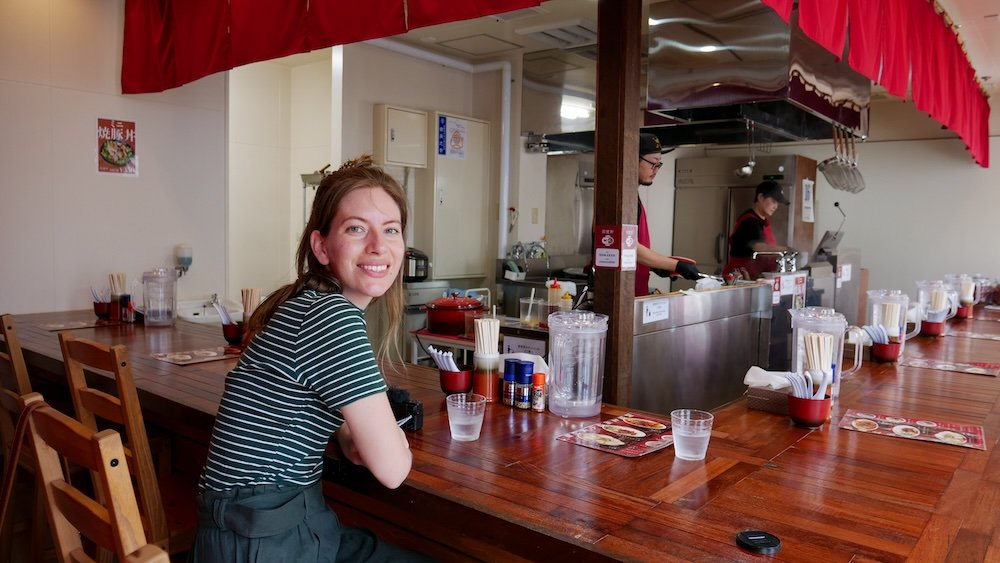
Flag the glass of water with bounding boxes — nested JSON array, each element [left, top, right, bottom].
[[446, 393, 487, 441], [670, 409, 714, 461]]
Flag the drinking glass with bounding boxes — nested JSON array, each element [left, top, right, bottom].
[[446, 393, 486, 442], [671, 409, 714, 461]]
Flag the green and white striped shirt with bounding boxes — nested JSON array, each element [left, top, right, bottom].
[[200, 290, 386, 491]]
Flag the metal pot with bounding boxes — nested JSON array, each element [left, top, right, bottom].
[[424, 293, 484, 335]]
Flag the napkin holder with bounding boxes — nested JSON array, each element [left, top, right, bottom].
[[745, 387, 789, 415]]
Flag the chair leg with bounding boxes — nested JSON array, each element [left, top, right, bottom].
[[28, 480, 46, 563]]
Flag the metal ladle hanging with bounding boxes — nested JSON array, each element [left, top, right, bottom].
[[735, 121, 755, 178]]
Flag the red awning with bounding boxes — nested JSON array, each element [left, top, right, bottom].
[[122, 0, 540, 94], [761, 0, 989, 167]]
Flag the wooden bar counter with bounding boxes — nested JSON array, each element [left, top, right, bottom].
[[13, 309, 1000, 561]]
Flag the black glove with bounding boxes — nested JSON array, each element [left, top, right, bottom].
[[675, 261, 701, 281], [651, 267, 672, 278]]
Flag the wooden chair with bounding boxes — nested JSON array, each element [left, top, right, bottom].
[[58, 331, 197, 557], [0, 313, 47, 561], [25, 395, 169, 562]]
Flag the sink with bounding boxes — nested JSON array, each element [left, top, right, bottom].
[[177, 299, 243, 325]]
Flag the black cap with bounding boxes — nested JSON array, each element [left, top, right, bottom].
[[639, 133, 673, 156], [755, 180, 790, 205]]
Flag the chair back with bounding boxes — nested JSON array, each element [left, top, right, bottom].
[[27, 396, 169, 562], [0, 314, 32, 459], [58, 331, 169, 550]]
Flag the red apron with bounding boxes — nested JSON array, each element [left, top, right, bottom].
[[636, 201, 651, 296], [723, 210, 777, 280]]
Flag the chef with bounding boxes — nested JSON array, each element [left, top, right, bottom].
[[723, 180, 792, 280], [635, 133, 701, 295]]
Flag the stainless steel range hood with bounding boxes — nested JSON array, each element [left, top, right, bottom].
[[542, 0, 870, 152]]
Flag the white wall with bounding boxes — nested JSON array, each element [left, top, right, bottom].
[[0, 0, 227, 314]]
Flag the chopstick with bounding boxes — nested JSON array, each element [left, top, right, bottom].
[[242, 288, 262, 319], [108, 272, 126, 295]]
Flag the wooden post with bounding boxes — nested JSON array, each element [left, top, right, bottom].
[[594, 0, 642, 406]]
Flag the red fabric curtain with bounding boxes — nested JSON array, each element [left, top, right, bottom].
[[908, 0, 939, 117], [847, 0, 882, 82], [759, 0, 794, 23], [122, 0, 541, 93], [798, 0, 848, 59], [879, 0, 912, 99]]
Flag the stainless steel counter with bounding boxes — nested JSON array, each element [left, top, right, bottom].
[[629, 283, 772, 416]]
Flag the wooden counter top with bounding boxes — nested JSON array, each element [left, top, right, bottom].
[[13, 309, 1000, 561]]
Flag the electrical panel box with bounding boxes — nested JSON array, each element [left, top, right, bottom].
[[373, 104, 428, 168]]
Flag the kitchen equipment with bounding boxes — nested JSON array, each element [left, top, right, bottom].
[[867, 290, 921, 362], [917, 280, 957, 336], [425, 293, 485, 336], [789, 307, 863, 400], [547, 310, 608, 417], [142, 267, 177, 327], [404, 248, 429, 282], [944, 274, 980, 318]]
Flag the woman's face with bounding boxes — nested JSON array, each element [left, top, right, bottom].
[[756, 195, 780, 217], [310, 186, 404, 308]]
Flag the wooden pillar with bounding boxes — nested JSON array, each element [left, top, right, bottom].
[[594, 0, 641, 406]]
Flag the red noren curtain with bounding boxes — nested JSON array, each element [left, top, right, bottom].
[[122, 0, 541, 94], [758, 0, 990, 167]]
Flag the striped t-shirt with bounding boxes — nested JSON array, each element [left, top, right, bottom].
[[200, 290, 387, 491]]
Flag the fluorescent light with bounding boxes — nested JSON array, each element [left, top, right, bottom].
[[699, 45, 718, 53]]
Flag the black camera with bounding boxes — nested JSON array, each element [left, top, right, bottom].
[[388, 387, 423, 432]]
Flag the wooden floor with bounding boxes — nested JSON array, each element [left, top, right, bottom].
[[10, 308, 1000, 561]]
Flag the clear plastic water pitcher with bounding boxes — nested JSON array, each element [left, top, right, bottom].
[[547, 310, 608, 417], [789, 307, 863, 399], [142, 267, 177, 327], [916, 280, 957, 335], [944, 273, 980, 319], [867, 289, 921, 361]]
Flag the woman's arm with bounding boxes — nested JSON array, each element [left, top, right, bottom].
[[340, 392, 412, 488]]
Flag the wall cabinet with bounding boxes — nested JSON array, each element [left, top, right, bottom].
[[373, 105, 428, 168], [414, 113, 491, 280]]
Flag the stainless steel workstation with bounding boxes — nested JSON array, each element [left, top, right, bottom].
[[629, 283, 772, 417]]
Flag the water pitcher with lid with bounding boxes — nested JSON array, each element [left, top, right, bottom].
[[789, 307, 863, 400], [142, 267, 177, 327], [867, 289, 921, 362], [547, 310, 608, 417]]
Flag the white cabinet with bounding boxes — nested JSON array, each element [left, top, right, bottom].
[[373, 105, 428, 168], [414, 113, 491, 280]]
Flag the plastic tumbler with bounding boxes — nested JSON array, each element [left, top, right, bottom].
[[446, 393, 487, 442], [671, 409, 714, 461]]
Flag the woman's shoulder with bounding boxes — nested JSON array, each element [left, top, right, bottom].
[[297, 290, 364, 324]]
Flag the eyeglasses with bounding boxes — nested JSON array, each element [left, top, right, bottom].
[[640, 156, 663, 170]]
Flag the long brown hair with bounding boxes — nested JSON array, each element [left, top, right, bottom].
[[246, 155, 407, 360]]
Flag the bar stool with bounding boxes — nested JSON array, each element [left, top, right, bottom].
[[58, 331, 197, 557], [24, 394, 169, 562], [0, 313, 47, 561]]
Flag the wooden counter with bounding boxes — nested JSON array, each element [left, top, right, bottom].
[[12, 309, 1000, 561]]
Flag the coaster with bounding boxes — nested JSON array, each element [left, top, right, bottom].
[[556, 412, 673, 458]]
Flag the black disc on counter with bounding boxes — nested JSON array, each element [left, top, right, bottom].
[[735, 530, 781, 555]]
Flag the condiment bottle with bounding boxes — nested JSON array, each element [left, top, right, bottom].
[[531, 372, 546, 412], [560, 292, 573, 311], [547, 278, 562, 316], [515, 361, 534, 410], [502, 359, 519, 407]]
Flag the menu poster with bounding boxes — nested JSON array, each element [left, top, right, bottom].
[[97, 118, 137, 176], [152, 347, 240, 366], [838, 409, 986, 450], [556, 412, 674, 458]]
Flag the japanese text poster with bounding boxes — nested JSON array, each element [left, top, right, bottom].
[[97, 118, 137, 176]]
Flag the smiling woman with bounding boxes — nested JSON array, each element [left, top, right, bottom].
[[191, 155, 433, 562]]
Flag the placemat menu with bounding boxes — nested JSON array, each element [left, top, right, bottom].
[[38, 319, 120, 331], [838, 409, 986, 450], [898, 358, 1000, 376], [945, 330, 1000, 341], [152, 347, 240, 366], [556, 412, 673, 458]]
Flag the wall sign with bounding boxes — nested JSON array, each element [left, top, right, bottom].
[[437, 115, 467, 160], [594, 224, 637, 270], [97, 118, 137, 176], [801, 178, 815, 223]]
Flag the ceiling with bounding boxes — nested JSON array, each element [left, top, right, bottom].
[[385, 0, 999, 98]]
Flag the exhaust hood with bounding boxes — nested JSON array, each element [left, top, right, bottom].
[[542, 0, 871, 152]]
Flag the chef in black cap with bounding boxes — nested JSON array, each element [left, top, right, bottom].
[[636, 132, 701, 295], [723, 180, 792, 280]]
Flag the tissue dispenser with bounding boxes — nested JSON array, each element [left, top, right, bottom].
[[745, 387, 789, 415]]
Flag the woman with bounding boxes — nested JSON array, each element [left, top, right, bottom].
[[192, 156, 431, 562]]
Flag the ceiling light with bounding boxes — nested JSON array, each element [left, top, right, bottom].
[[700, 45, 718, 53]]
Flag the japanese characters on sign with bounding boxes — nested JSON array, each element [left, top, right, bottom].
[[97, 118, 137, 176]]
